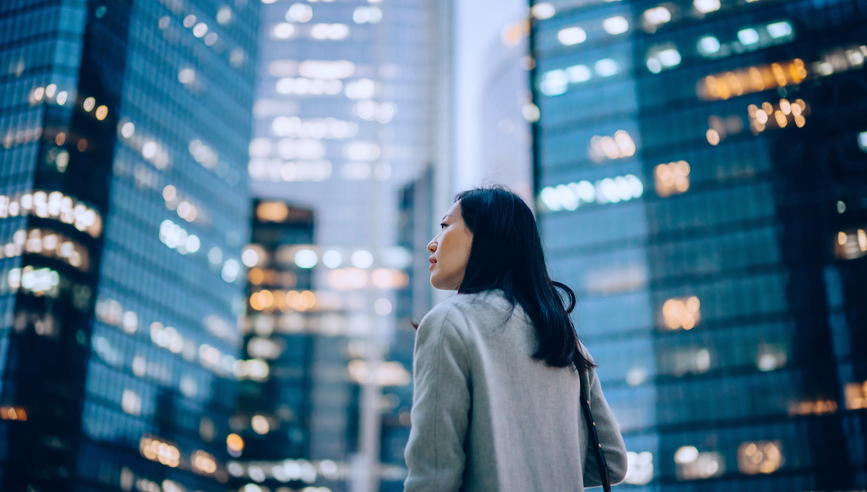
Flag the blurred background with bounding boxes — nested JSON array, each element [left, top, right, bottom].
[[0, 0, 866, 491]]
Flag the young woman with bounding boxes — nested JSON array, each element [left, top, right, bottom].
[[404, 186, 627, 491]]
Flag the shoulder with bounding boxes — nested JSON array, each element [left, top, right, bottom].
[[421, 290, 512, 326]]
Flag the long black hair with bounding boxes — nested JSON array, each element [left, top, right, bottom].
[[455, 186, 595, 374]]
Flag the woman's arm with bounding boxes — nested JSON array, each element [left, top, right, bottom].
[[404, 308, 471, 492], [582, 366, 628, 486]]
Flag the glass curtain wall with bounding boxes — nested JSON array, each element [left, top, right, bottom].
[[0, 0, 257, 490], [532, 0, 867, 489]]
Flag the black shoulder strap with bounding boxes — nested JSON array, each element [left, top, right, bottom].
[[580, 377, 611, 492]]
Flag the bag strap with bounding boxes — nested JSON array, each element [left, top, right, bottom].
[[580, 375, 611, 492]]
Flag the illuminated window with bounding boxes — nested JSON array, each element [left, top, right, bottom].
[[654, 161, 690, 197], [122, 390, 142, 415], [694, 0, 720, 13], [845, 381, 867, 410], [353, 6, 382, 24], [252, 415, 271, 434], [603, 16, 628, 35], [675, 446, 724, 480], [557, 27, 586, 46], [178, 68, 195, 84], [834, 228, 867, 260], [0, 191, 103, 237], [788, 398, 837, 416], [159, 220, 200, 254], [646, 45, 681, 73], [756, 346, 786, 371], [698, 59, 807, 100], [624, 451, 653, 484], [737, 28, 760, 46], [140, 435, 180, 467], [0, 406, 27, 421], [661, 296, 700, 330], [539, 175, 642, 212], [589, 130, 635, 161], [767, 21, 793, 39], [567, 64, 592, 83], [311, 23, 349, 40], [273, 23, 295, 39], [540, 70, 568, 96], [737, 441, 783, 474], [192, 450, 217, 474], [697, 36, 721, 56], [531, 3, 555, 20], [643, 6, 671, 26], [286, 3, 313, 23], [594, 58, 619, 77]]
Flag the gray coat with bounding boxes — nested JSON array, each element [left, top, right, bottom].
[[404, 290, 628, 492]]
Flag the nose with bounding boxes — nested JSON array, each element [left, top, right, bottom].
[[427, 240, 437, 253]]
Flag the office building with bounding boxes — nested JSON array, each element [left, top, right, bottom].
[[229, 200, 357, 492], [480, 17, 534, 203], [531, 0, 867, 489], [227, 199, 414, 491], [244, 1, 450, 490], [234, 201, 316, 461], [0, 0, 257, 490]]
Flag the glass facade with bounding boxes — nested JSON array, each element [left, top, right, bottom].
[[480, 19, 534, 203], [228, 197, 414, 490], [532, 0, 867, 489], [0, 0, 256, 490], [241, 1, 442, 489], [248, 0, 435, 247]]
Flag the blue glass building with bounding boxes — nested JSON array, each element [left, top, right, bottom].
[[532, 0, 867, 489], [0, 0, 256, 489]]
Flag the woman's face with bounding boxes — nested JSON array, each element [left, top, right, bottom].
[[427, 201, 473, 290]]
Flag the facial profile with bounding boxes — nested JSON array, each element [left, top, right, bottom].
[[427, 200, 474, 290]]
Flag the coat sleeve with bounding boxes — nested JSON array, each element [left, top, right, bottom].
[[582, 365, 628, 487], [404, 307, 471, 492]]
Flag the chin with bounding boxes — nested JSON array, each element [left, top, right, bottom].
[[430, 274, 458, 291]]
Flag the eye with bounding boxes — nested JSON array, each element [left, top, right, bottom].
[[440, 223, 447, 229]]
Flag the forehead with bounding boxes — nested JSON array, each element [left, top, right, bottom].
[[444, 200, 462, 220]]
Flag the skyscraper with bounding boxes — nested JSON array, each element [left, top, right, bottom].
[[0, 1, 256, 490], [245, 1, 449, 490], [234, 200, 316, 461], [532, 0, 867, 488]]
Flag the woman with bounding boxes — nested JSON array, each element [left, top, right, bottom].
[[404, 186, 627, 491]]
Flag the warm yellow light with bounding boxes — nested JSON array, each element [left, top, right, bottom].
[[706, 129, 720, 146], [256, 201, 290, 222], [95, 105, 108, 121], [0, 406, 27, 421], [249, 267, 264, 285], [775, 111, 787, 128], [738, 440, 783, 474], [227, 433, 244, 451], [139, 436, 179, 467], [662, 296, 701, 330], [192, 450, 217, 474], [258, 290, 274, 308]]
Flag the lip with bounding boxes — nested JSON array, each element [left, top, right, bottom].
[[429, 257, 436, 270]]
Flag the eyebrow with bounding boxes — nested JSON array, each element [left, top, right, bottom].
[[441, 214, 454, 221]]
